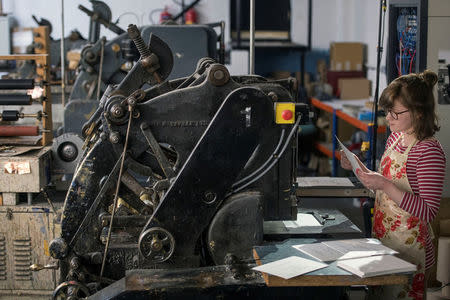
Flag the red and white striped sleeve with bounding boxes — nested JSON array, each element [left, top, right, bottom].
[[385, 132, 400, 151], [399, 141, 446, 222]]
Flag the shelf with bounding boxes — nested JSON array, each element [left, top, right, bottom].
[[310, 97, 385, 176], [231, 41, 309, 51], [314, 142, 341, 160], [311, 98, 386, 133], [295, 177, 374, 198]]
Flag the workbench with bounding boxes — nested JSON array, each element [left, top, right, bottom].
[[294, 176, 375, 237], [264, 208, 362, 239], [88, 237, 412, 299], [296, 176, 374, 198], [253, 238, 411, 287]]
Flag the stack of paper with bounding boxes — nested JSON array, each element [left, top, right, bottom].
[[336, 255, 416, 278], [292, 238, 398, 262]]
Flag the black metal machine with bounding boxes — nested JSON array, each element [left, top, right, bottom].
[[64, 21, 222, 136], [48, 24, 309, 299]]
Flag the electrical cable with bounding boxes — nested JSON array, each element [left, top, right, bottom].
[[116, 12, 140, 26], [409, 50, 416, 73], [100, 103, 134, 279], [230, 117, 301, 195], [231, 129, 286, 188], [429, 282, 450, 292]]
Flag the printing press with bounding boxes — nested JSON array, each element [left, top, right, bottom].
[[47, 24, 311, 299]]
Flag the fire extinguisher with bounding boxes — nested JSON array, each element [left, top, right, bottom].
[[185, 8, 197, 24], [160, 7, 172, 24]]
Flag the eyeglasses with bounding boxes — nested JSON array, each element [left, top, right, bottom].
[[385, 109, 409, 120]]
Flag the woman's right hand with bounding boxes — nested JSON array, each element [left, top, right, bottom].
[[340, 150, 353, 170]]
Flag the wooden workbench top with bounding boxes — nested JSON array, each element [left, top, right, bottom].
[[253, 238, 411, 287]]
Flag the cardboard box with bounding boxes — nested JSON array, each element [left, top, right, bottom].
[[327, 70, 365, 95], [330, 42, 365, 71], [338, 78, 371, 100]]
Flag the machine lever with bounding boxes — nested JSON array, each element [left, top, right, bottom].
[[78, 4, 125, 35], [140, 122, 175, 179], [30, 261, 59, 271]]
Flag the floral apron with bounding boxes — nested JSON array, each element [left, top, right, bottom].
[[371, 134, 427, 300]]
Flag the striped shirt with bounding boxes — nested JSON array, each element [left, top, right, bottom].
[[385, 132, 446, 269]]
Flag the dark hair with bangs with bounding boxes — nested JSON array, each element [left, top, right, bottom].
[[379, 70, 439, 140]]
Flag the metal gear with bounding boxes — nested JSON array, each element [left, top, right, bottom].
[[138, 227, 175, 262], [52, 280, 90, 300]]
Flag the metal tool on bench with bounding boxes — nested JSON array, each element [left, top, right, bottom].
[[45, 24, 310, 299]]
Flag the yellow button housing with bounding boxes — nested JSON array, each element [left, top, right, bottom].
[[275, 102, 295, 124]]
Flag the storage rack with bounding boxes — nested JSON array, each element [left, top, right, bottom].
[[0, 26, 52, 146], [311, 97, 386, 176]]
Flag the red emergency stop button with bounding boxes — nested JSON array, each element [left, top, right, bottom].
[[281, 110, 293, 120], [275, 102, 295, 124]]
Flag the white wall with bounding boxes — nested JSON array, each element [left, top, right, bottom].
[[1, 0, 228, 41], [2, 0, 386, 89], [291, 0, 388, 93]]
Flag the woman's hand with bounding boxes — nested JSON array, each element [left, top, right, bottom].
[[356, 169, 389, 191], [340, 150, 352, 170]]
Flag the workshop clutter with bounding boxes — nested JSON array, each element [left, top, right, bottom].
[[330, 42, 365, 72], [338, 78, 371, 100], [328, 42, 371, 100], [327, 70, 365, 97]]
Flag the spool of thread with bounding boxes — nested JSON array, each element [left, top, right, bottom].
[[0, 125, 39, 136], [437, 237, 450, 297], [0, 79, 34, 90], [0, 94, 33, 106]]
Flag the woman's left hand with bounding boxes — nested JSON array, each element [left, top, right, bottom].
[[356, 169, 389, 191]]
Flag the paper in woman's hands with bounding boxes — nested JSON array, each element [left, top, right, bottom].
[[336, 136, 374, 194], [336, 136, 362, 177]]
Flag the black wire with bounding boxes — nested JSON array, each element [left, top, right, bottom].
[[429, 282, 450, 292], [232, 129, 286, 188], [230, 117, 301, 195]]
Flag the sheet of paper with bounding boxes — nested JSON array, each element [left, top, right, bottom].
[[335, 136, 362, 176], [252, 256, 328, 279], [323, 238, 398, 255], [296, 177, 354, 187], [336, 254, 417, 278], [337, 250, 389, 260], [292, 243, 344, 262], [283, 213, 323, 228]]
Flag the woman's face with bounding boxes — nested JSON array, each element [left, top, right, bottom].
[[385, 100, 414, 134]]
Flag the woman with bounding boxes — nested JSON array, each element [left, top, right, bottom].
[[341, 70, 446, 300]]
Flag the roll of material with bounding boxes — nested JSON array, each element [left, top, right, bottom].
[[0, 94, 33, 106], [0, 79, 34, 90], [1, 110, 20, 121], [0, 125, 39, 136], [437, 237, 450, 283]]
